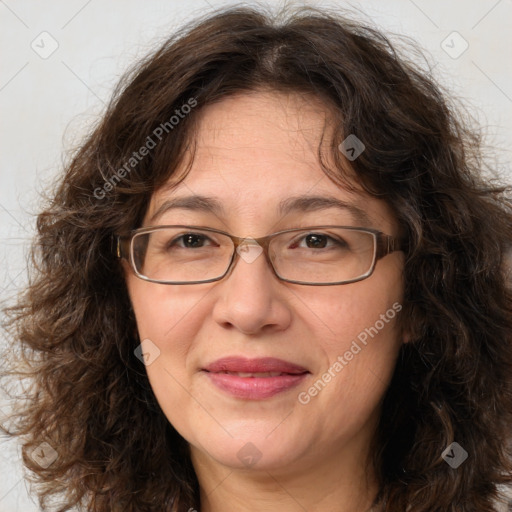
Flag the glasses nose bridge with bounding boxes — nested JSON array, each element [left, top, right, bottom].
[[231, 233, 273, 250], [228, 232, 277, 275]]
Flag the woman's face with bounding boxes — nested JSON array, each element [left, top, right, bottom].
[[125, 90, 404, 476]]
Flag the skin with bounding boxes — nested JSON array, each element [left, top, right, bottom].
[[124, 90, 405, 512]]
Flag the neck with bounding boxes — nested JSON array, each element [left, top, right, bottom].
[[191, 437, 379, 512]]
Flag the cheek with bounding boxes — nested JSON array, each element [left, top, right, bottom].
[[297, 300, 403, 438], [295, 257, 404, 411], [127, 277, 208, 343], [315, 276, 403, 421], [126, 279, 210, 434], [297, 256, 404, 351], [125, 277, 212, 411]]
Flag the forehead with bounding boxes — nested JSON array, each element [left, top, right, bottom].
[[146, 90, 397, 234]]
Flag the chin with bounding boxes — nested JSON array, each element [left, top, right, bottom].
[[188, 423, 309, 472]]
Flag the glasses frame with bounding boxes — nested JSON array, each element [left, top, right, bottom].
[[117, 225, 402, 286]]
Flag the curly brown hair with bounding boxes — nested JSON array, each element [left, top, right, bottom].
[[2, 4, 512, 512]]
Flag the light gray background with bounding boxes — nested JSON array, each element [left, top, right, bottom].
[[1, 0, 511, 510]]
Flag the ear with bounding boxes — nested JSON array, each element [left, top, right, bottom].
[[401, 331, 412, 344], [397, 305, 413, 344]]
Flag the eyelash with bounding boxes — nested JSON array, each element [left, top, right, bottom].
[[169, 232, 346, 250]]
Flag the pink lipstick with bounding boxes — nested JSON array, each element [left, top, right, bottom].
[[203, 356, 309, 400]]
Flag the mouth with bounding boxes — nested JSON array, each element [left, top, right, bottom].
[[202, 357, 310, 400], [212, 371, 299, 377]]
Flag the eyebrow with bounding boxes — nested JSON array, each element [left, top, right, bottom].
[[150, 194, 371, 226], [278, 195, 371, 226], [150, 196, 226, 222]]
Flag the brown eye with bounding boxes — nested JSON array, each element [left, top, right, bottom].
[[304, 234, 329, 249], [172, 233, 211, 249], [290, 233, 348, 250]]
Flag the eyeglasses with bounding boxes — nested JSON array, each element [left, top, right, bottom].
[[117, 225, 402, 286]]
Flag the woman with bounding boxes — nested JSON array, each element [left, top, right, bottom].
[[2, 5, 512, 511]]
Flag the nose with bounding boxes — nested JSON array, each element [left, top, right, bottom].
[[211, 242, 293, 335]]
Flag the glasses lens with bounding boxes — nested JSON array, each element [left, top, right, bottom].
[[271, 227, 376, 284], [132, 227, 233, 283], [130, 226, 377, 284]]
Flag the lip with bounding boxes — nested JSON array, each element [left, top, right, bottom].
[[204, 356, 309, 374], [203, 357, 310, 400]]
